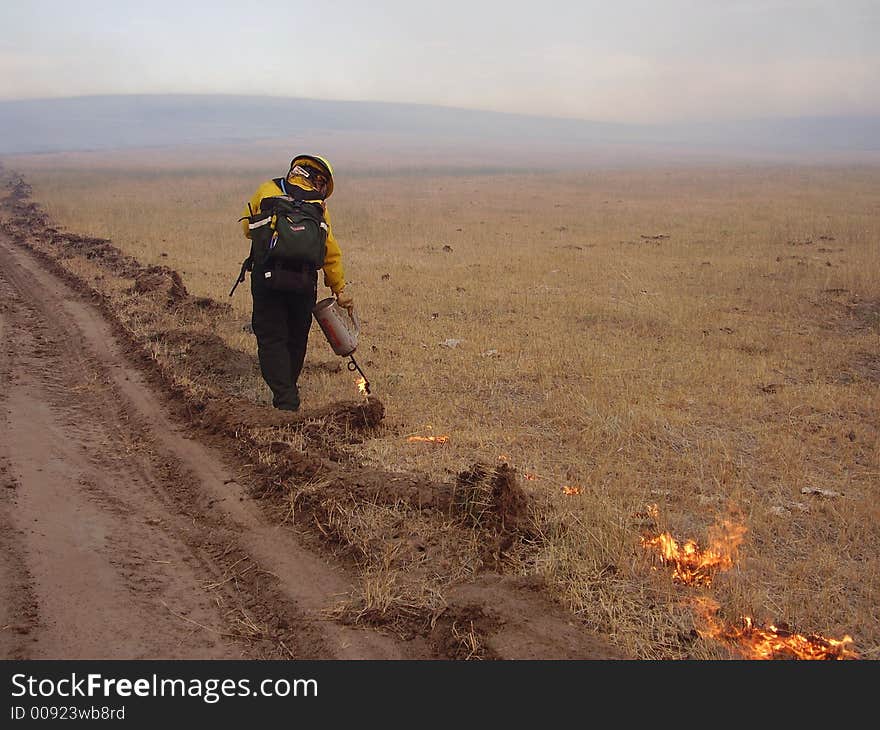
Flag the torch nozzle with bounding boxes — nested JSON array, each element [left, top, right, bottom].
[[347, 355, 371, 395]]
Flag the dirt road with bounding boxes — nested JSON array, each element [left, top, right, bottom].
[[0, 230, 429, 660]]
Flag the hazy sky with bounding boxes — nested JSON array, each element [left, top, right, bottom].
[[1, 0, 877, 123]]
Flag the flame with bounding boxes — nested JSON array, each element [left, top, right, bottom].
[[356, 377, 368, 396], [561, 486, 581, 495], [406, 435, 449, 444], [523, 472, 538, 481], [695, 597, 859, 660], [641, 519, 747, 586]]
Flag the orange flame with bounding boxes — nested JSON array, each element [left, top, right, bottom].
[[561, 486, 581, 495], [406, 435, 449, 444], [641, 519, 747, 586], [695, 597, 859, 660], [356, 377, 368, 396], [523, 472, 538, 481]]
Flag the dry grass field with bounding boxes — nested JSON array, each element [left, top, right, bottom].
[[7, 148, 879, 659]]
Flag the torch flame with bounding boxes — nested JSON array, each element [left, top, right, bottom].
[[356, 377, 368, 396], [406, 435, 449, 444], [695, 597, 859, 660], [641, 519, 747, 586]]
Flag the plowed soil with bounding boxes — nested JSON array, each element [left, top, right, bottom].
[[0, 171, 626, 660], [0, 230, 431, 659]]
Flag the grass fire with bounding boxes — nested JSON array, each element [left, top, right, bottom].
[[695, 598, 859, 660], [641, 517, 747, 587], [643, 514, 861, 659]]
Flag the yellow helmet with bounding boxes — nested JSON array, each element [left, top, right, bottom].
[[289, 154, 334, 197]]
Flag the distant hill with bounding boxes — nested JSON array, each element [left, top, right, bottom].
[[0, 94, 878, 162]]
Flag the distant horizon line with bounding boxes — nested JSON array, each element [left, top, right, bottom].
[[2, 92, 878, 129]]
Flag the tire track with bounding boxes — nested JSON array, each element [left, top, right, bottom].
[[0, 232, 426, 659]]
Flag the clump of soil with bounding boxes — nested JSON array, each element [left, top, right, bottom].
[[158, 330, 257, 380], [57, 232, 138, 273], [197, 395, 386, 434], [131, 265, 189, 303], [452, 462, 531, 533], [429, 601, 502, 660], [439, 575, 628, 659]]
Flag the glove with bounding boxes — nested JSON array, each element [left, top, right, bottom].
[[335, 288, 354, 315]]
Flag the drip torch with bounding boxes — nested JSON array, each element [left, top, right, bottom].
[[312, 297, 371, 395]]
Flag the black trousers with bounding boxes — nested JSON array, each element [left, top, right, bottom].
[[250, 271, 317, 410]]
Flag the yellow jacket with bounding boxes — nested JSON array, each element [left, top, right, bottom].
[[241, 175, 346, 295]]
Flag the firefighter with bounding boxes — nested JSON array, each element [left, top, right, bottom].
[[240, 154, 354, 411]]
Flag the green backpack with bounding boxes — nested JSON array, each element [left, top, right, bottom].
[[248, 178, 328, 270]]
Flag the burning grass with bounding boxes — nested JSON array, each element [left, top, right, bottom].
[[638, 508, 862, 659], [641, 511, 747, 587], [3, 155, 879, 659], [695, 598, 859, 660]]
